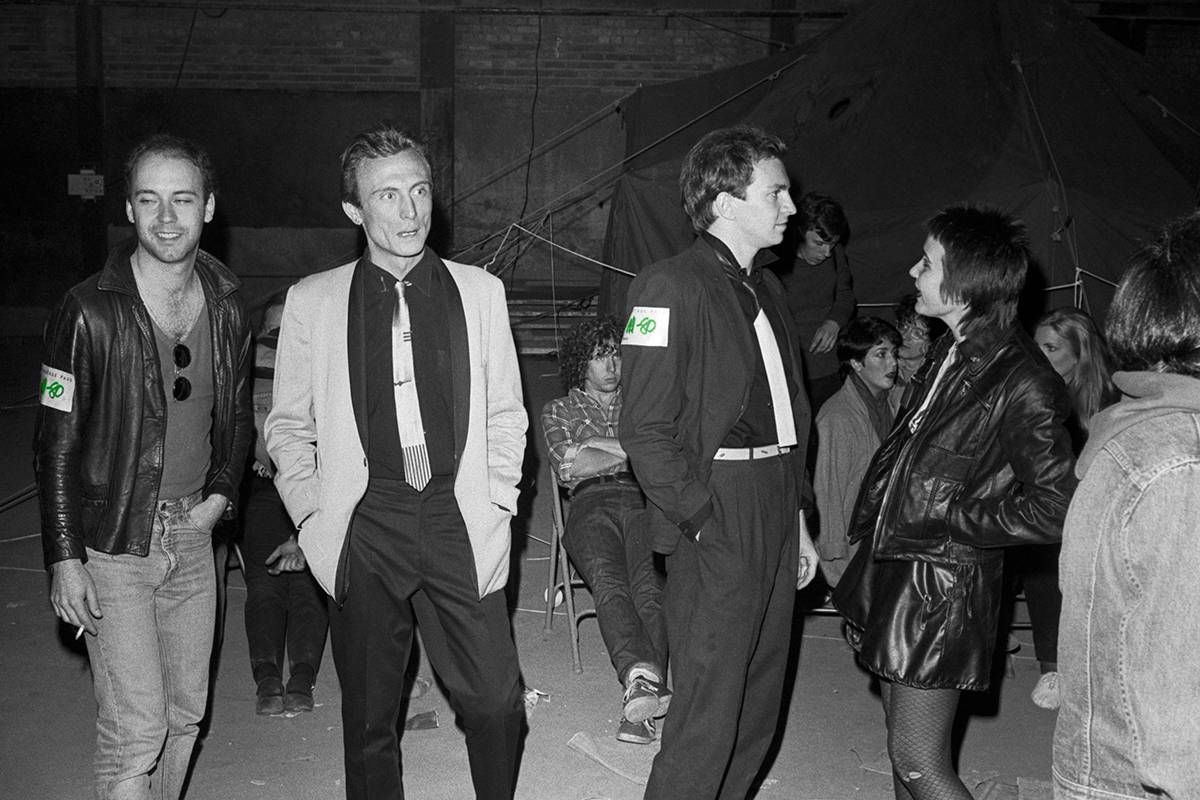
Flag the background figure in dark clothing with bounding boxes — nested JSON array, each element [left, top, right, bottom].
[[244, 295, 328, 715], [775, 192, 857, 412], [541, 315, 668, 746]]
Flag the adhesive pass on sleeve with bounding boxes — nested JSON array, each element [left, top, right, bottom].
[[622, 306, 669, 348], [39, 365, 76, 413]]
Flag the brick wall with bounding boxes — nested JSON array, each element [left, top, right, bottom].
[[2, 6, 76, 86], [458, 13, 772, 91], [2, 4, 772, 91], [3, 2, 1198, 294]]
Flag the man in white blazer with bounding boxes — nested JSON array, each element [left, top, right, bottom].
[[265, 124, 527, 800]]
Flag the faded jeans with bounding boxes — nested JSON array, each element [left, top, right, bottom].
[[84, 492, 216, 800]]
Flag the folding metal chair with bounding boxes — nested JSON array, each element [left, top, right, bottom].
[[542, 461, 596, 674]]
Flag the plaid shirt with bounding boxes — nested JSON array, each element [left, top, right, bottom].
[[540, 386, 625, 490]]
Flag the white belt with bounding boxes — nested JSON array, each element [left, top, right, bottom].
[[712, 444, 792, 461]]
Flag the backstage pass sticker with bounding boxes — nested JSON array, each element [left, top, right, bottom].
[[39, 365, 76, 413], [622, 307, 669, 347]]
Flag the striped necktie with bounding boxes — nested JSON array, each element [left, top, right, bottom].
[[392, 280, 431, 491]]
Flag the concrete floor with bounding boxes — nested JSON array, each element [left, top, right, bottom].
[[0, 344, 1057, 800]]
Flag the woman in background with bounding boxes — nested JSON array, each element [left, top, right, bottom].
[[1019, 308, 1118, 709], [814, 317, 900, 588]]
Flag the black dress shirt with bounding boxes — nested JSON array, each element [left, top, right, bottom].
[[361, 251, 456, 480]]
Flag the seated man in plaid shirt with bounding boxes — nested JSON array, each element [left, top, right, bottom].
[[541, 315, 670, 745]]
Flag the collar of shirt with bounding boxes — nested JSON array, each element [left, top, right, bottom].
[[364, 248, 437, 296], [699, 231, 778, 282], [568, 385, 622, 416]]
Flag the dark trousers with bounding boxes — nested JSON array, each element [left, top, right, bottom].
[[644, 456, 799, 800], [1010, 543, 1062, 669], [242, 475, 329, 687], [330, 476, 524, 800], [563, 483, 665, 685]]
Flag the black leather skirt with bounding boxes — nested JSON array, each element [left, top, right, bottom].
[[834, 543, 1005, 691]]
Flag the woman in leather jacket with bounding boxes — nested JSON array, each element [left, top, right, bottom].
[[832, 206, 1077, 800]]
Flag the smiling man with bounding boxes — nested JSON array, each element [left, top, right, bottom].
[[619, 125, 819, 800], [35, 134, 253, 800], [265, 124, 526, 800]]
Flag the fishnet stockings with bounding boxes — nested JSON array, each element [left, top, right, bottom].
[[880, 681, 972, 800]]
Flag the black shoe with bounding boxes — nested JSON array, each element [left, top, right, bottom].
[[283, 690, 314, 713], [256, 676, 285, 716], [283, 672, 315, 713]]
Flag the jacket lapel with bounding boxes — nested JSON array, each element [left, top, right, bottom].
[[435, 257, 470, 471], [347, 258, 370, 456]]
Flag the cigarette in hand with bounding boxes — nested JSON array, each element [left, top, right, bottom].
[[75, 625, 85, 640]]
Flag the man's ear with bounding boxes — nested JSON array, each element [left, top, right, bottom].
[[712, 191, 736, 222], [204, 193, 215, 224], [342, 201, 363, 226], [125, 199, 135, 224]]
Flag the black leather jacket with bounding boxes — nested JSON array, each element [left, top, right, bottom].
[[848, 323, 1077, 561], [35, 240, 253, 566]]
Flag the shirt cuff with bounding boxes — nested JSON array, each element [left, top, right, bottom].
[[678, 500, 713, 542]]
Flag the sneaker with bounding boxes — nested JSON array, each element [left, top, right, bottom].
[[1031, 671, 1061, 710], [616, 717, 655, 745], [255, 676, 285, 716], [622, 675, 672, 724], [408, 675, 433, 700]]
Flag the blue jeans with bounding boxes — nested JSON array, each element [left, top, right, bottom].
[[84, 492, 216, 800]]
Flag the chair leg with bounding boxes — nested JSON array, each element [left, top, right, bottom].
[[544, 522, 560, 632], [231, 541, 247, 576], [561, 543, 583, 674]]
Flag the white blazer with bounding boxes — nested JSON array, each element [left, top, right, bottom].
[[265, 256, 526, 600]]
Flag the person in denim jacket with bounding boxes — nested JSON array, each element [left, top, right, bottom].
[[1053, 213, 1200, 800]]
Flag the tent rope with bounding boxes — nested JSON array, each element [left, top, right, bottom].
[[1142, 93, 1200, 140], [451, 92, 634, 208], [453, 50, 811, 262], [548, 213, 561, 355], [1012, 55, 1085, 308], [508, 223, 636, 277]]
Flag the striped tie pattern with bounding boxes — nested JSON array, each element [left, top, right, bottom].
[[392, 280, 431, 491]]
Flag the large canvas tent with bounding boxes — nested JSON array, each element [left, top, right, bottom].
[[600, 0, 1200, 321]]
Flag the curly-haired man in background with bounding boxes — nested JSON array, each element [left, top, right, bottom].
[[541, 314, 669, 745]]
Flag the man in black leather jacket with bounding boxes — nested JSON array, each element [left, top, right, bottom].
[[34, 134, 252, 800]]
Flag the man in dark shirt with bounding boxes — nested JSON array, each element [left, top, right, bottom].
[[620, 125, 819, 800], [266, 124, 527, 800], [776, 193, 857, 412]]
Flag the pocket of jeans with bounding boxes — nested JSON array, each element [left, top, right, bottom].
[[182, 507, 216, 535]]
